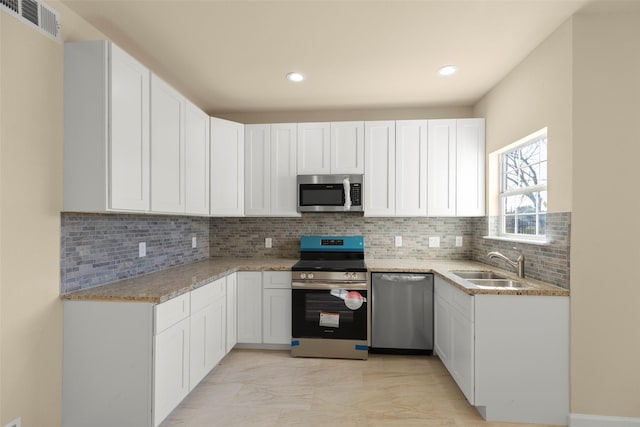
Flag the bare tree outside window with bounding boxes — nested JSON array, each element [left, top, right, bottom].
[[500, 131, 547, 238]]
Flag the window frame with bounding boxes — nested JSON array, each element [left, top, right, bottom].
[[498, 129, 548, 242]]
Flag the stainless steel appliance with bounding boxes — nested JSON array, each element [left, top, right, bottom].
[[371, 273, 434, 354], [291, 236, 368, 360], [296, 174, 363, 212]]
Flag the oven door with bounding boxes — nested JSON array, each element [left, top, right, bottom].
[[292, 285, 367, 340]]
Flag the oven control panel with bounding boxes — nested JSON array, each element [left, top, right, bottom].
[[292, 271, 367, 282]]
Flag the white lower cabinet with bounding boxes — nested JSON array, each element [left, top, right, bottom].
[[63, 276, 235, 427], [189, 278, 226, 390], [262, 272, 292, 345], [226, 273, 238, 353], [434, 276, 569, 425], [237, 271, 291, 346], [434, 276, 474, 403], [154, 317, 190, 426]]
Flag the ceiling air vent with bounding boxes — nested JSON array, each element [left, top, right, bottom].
[[1, 0, 61, 41]]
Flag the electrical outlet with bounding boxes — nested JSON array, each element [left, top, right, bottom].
[[192, 236, 197, 249], [5, 417, 22, 427], [265, 237, 273, 249], [428, 236, 440, 248], [455, 236, 463, 247], [395, 236, 402, 247], [139, 242, 146, 257]]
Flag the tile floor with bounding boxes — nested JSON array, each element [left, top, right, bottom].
[[160, 349, 562, 427]]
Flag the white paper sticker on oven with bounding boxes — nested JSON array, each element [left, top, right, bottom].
[[319, 311, 340, 328], [330, 289, 366, 310]]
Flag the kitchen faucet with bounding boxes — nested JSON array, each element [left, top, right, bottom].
[[487, 250, 525, 278]]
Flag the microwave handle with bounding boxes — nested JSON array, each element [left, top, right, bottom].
[[343, 177, 351, 211]]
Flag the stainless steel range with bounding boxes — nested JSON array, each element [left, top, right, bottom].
[[291, 236, 368, 360]]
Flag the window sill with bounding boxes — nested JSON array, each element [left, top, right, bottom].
[[483, 235, 551, 246]]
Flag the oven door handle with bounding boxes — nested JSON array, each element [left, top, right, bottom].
[[292, 281, 368, 290]]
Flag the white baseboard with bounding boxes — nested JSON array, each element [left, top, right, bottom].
[[570, 413, 640, 427]]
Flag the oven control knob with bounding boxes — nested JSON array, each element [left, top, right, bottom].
[[308, 273, 314, 279], [300, 273, 307, 279], [344, 272, 350, 279]]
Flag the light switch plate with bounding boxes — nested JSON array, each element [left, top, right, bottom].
[[395, 236, 402, 247], [455, 236, 463, 247], [265, 237, 273, 249], [192, 236, 197, 249], [139, 242, 146, 257], [428, 236, 440, 248]]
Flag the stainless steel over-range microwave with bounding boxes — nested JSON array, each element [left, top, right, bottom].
[[296, 174, 364, 212]]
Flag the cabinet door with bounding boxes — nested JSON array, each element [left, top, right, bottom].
[[331, 121, 365, 174], [434, 293, 451, 367], [153, 317, 190, 427], [270, 124, 300, 216], [297, 122, 331, 174], [427, 120, 457, 216], [189, 304, 215, 389], [109, 43, 150, 211], [364, 121, 396, 216], [210, 117, 244, 216], [396, 120, 428, 216], [226, 273, 238, 353], [456, 119, 485, 217], [150, 75, 186, 213], [185, 102, 210, 215], [209, 295, 227, 367], [244, 124, 271, 216], [263, 288, 292, 345], [236, 272, 263, 344], [450, 306, 475, 403]]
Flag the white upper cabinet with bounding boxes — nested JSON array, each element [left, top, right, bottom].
[[270, 124, 299, 216], [364, 121, 396, 216], [150, 75, 186, 214], [330, 121, 365, 174], [210, 117, 244, 216], [427, 120, 457, 216], [297, 122, 331, 174], [245, 124, 299, 216], [184, 103, 210, 216], [297, 121, 364, 175], [64, 40, 150, 213], [456, 119, 485, 217], [244, 124, 271, 216], [396, 120, 428, 216]]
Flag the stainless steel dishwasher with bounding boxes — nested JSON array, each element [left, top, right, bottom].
[[371, 273, 434, 354]]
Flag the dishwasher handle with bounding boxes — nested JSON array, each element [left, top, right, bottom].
[[374, 273, 432, 282]]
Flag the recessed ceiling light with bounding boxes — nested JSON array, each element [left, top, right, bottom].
[[286, 72, 306, 82], [438, 65, 459, 77]]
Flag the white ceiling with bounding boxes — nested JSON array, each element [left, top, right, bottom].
[[61, 0, 590, 116]]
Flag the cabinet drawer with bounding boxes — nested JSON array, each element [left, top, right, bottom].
[[155, 293, 190, 334], [191, 277, 226, 313], [263, 271, 292, 289]]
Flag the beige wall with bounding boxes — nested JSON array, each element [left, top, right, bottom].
[[474, 7, 640, 419], [474, 21, 573, 215], [0, 4, 105, 425], [570, 10, 640, 418]]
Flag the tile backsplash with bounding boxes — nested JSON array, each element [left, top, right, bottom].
[[60, 213, 209, 293], [209, 214, 474, 260], [60, 211, 570, 293]]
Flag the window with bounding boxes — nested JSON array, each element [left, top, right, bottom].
[[500, 129, 547, 240]]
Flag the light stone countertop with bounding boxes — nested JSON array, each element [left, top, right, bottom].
[[61, 257, 569, 304]]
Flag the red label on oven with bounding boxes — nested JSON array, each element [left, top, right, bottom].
[[344, 291, 364, 310]]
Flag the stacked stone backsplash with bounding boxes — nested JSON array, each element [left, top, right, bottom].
[[61, 213, 210, 294], [210, 214, 474, 259], [470, 212, 571, 289]]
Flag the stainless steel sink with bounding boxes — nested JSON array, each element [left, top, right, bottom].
[[451, 270, 508, 280], [468, 279, 524, 289]]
